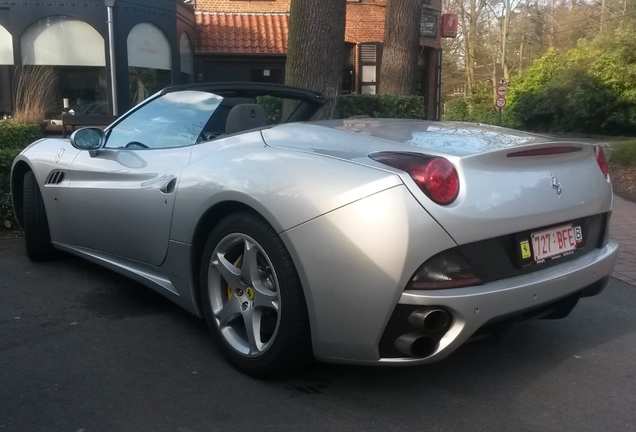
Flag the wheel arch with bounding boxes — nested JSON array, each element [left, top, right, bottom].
[[10, 160, 32, 229], [189, 201, 304, 319]]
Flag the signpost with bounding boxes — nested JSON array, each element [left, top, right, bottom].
[[495, 78, 508, 125]]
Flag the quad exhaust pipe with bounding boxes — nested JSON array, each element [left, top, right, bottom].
[[395, 308, 453, 357], [409, 308, 451, 334], [395, 333, 439, 357]]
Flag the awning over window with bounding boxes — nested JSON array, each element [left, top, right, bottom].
[[128, 23, 171, 71], [180, 33, 193, 75], [0, 25, 13, 65], [21, 16, 105, 66]]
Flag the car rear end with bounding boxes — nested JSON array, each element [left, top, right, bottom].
[[370, 134, 617, 362], [263, 121, 618, 365]]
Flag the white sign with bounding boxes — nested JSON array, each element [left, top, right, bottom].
[[495, 96, 506, 108], [498, 77, 507, 85], [497, 85, 508, 96]]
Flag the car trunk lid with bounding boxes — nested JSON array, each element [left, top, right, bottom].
[[262, 120, 612, 246]]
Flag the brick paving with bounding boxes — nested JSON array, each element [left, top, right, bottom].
[[610, 195, 636, 286]]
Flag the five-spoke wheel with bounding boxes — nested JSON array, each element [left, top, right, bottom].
[[200, 212, 311, 377]]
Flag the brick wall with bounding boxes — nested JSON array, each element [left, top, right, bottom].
[[345, 0, 387, 44], [195, 0, 290, 12], [195, 0, 441, 48]]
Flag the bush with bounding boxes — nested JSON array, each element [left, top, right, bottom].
[[442, 98, 469, 121], [335, 94, 426, 119], [256, 95, 283, 124], [442, 83, 516, 127], [504, 40, 636, 135], [0, 122, 43, 228]]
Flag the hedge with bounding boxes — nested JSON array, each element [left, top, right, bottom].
[[0, 122, 43, 228], [259, 94, 427, 124], [335, 94, 426, 119]]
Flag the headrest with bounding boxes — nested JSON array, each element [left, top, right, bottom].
[[225, 103, 267, 135]]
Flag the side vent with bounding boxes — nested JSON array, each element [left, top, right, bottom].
[[46, 170, 67, 185]]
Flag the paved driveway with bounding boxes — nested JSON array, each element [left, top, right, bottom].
[[1, 236, 635, 431]]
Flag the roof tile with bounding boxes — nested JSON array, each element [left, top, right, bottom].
[[195, 12, 289, 54]]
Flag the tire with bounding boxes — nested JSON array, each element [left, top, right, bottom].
[[200, 212, 312, 377], [23, 171, 55, 261]]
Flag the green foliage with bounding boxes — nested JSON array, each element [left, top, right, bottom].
[[0, 122, 43, 229], [609, 140, 636, 166], [335, 94, 426, 119], [256, 95, 283, 125], [0, 122, 43, 149], [506, 43, 636, 135], [443, 83, 514, 126], [442, 98, 469, 121], [336, 95, 378, 118]]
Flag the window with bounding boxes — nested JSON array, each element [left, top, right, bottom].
[[358, 42, 382, 95], [128, 23, 172, 105], [180, 33, 194, 81], [21, 16, 105, 67], [105, 91, 222, 149], [0, 24, 13, 66], [19, 17, 107, 118]]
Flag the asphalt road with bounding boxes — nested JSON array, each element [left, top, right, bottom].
[[1, 236, 635, 432]]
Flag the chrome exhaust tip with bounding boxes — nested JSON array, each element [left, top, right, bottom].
[[395, 333, 439, 357], [409, 308, 452, 334]]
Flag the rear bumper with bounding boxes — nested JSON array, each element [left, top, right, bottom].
[[327, 239, 618, 365]]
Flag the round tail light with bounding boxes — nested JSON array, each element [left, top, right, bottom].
[[369, 152, 460, 205], [421, 158, 459, 204]]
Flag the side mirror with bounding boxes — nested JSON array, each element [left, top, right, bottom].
[[70, 128, 105, 151]]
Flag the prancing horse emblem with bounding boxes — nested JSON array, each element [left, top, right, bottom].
[[55, 148, 65, 163], [551, 174, 562, 197]]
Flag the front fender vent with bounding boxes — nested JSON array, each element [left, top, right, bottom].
[[46, 170, 67, 185]]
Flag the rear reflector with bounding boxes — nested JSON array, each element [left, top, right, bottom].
[[507, 146, 581, 157], [370, 152, 459, 205]]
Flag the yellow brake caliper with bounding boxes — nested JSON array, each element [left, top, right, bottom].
[[227, 255, 243, 300]]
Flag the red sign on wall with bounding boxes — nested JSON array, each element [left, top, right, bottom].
[[441, 14, 458, 38]]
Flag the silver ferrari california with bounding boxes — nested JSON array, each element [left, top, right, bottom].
[[11, 83, 618, 377]]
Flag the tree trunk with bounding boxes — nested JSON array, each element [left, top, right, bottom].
[[456, 0, 483, 96], [285, 0, 346, 118], [600, 0, 607, 32], [457, 6, 474, 96], [378, 0, 421, 95]]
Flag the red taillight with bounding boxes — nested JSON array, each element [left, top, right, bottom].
[[595, 146, 609, 179], [370, 152, 459, 205]]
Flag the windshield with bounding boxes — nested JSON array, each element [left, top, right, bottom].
[[105, 91, 223, 149]]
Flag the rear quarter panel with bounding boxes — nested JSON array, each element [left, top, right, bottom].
[[169, 131, 402, 243]]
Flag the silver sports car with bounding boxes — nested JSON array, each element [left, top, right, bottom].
[[11, 83, 618, 377]]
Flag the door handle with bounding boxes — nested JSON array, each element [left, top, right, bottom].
[[159, 176, 177, 194]]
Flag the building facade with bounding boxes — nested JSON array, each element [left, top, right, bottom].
[[0, 0, 444, 120], [0, 0, 195, 117], [193, 0, 443, 119]]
